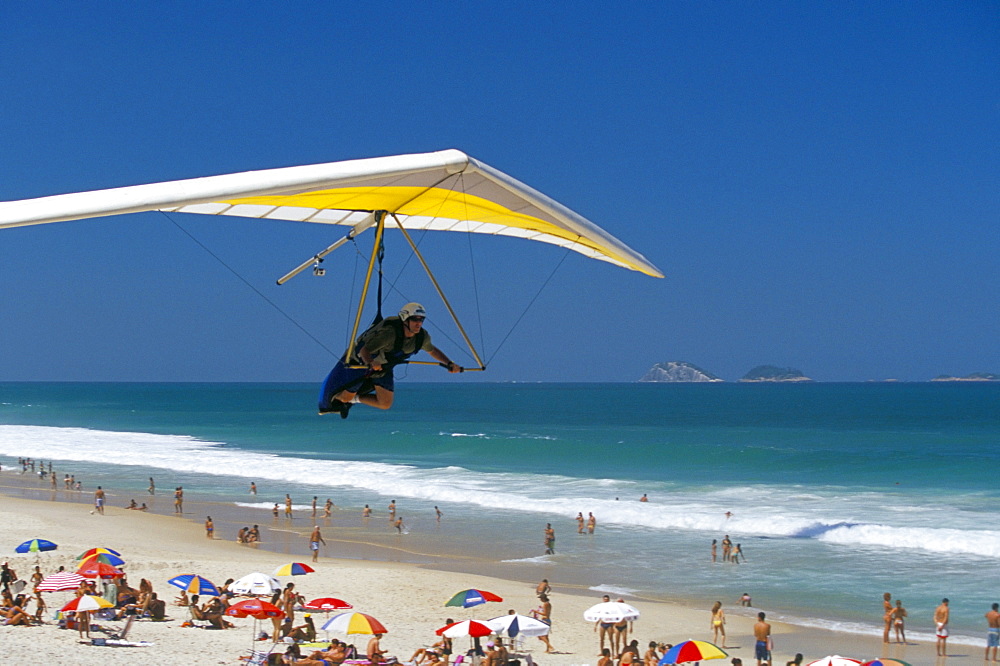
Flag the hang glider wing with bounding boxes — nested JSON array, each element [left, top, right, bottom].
[[0, 149, 662, 277]]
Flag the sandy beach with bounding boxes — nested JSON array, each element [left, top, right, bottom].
[[0, 470, 966, 666]]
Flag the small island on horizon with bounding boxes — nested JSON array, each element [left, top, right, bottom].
[[638, 363, 997, 383]]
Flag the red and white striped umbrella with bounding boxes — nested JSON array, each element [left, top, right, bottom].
[[36, 571, 85, 591]]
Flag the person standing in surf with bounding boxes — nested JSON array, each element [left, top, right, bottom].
[[318, 303, 462, 418]]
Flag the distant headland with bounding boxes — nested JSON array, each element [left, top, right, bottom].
[[639, 362, 997, 382], [931, 372, 999, 382]]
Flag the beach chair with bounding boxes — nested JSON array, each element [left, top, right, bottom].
[[110, 615, 134, 640], [241, 642, 279, 665]]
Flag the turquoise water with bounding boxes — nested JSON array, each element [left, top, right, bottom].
[[1, 381, 998, 641]]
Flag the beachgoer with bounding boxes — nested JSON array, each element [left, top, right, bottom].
[[892, 599, 907, 643], [311, 496, 318, 517], [731, 543, 743, 563], [936, 598, 950, 656], [249, 525, 260, 542], [285, 494, 293, 519], [310, 526, 326, 562], [324, 498, 333, 518], [712, 539, 717, 562], [785, 654, 803, 666], [711, 600, 726, 646], [318, 302, 463, 417], [544, 523, 555, 554], [725, 511, 733, 519], [205, 516, 214, 539], [94, 486, 105, 514], [882, 592, 893, 643], [363, 504, 372, 517], [250, 481, 256, 495], [598, 648, 613, 666], [644, 641, 659, 666], [740, 592, 752, 607], [587, 512, 596, 534], [721, 535, 732, 562], [986, 602, 1000, 661], [174, 486, 183, 514], [535, 579, 551, 597], [576, 512, 585, 534], [595, 594, 613, 653], [139, 502, 147, 511], [640, 494, 649, 502], [394, 516, 404, 533], [531, 593, 555, 653], [388, 500, 396, 515], [435, 505, 442, 521], [753, 612, 771, 666], [367, 633, 386, 664], [148, 477, 155, 495], [272, 503, 279, 518]]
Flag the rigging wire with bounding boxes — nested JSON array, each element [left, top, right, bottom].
[[158, 211, 339, 358]]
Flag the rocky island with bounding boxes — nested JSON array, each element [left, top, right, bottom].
[[739, 365, 813, 382], [931, 372, 998, 382], [639, 361, 724, 382]]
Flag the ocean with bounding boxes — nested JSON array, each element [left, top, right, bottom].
[[1, 381, 998, 644]]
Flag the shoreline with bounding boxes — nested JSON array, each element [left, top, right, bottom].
[[0, 469, 976, 665]]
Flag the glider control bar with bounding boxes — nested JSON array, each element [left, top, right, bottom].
[[275, 213, 378, 285]]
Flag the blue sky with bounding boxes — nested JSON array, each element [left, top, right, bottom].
[[1, 2, 997, 383]]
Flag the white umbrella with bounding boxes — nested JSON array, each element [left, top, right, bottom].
[[485, 614, 551, 637], [805, 658, 862, 666], [230, 572, 281, 596], [583, 601, 640, 622]]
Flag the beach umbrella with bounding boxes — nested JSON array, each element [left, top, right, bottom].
[[168, 574, 220, 596], [76, 561, 123, 579], [321, 611, 388, 635], [445, 588, 503, 608], [14, 539, 57, 553], [230, 572, 281, 596], [226, 598, 285, 655], [658, 640, 728, 664], [60, 594, 114, 613], [485, 613, 550, 637], [76, 547, 122, 560], [304, 597, 353, 611], [272, 562, 315, 577], [36, 571, 85, 592], [226, 598, 285, 619], [436, 620, 494, 638], [861, 660, 911, 666], [583, 601, 640, 622], [805, 658, 862, 666], [79, 552, 126, 567]]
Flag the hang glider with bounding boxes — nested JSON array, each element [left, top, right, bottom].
[[0, 149, 662, 278]]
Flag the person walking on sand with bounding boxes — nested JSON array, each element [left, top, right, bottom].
[[986, 602, 1000, 661], [530, 593, 555, 653], [205, 516, 214, 539], [892, 599, 906, 643], [94, 486, 105, 515], [309, 526, 326, 562], [753, 612, 771, 666], [935, 598, 950, 656], [711, 601, 726, 646]]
